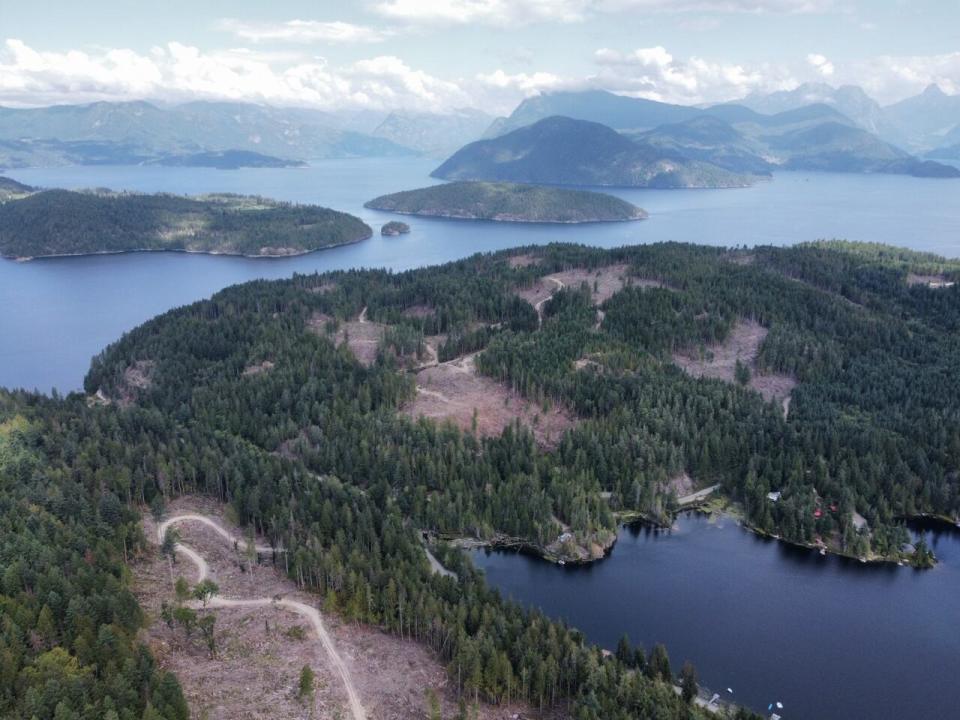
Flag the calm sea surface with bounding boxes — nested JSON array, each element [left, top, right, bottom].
[[2, 160, 959, 720]]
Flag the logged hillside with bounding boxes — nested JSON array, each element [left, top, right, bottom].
[[435, 116, 751, 188], [365, 181, 647, 223], [87, 241, 960, 570], [0, 189, 372, 259]]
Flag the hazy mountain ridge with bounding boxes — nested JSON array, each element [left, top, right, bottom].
[[0, 100, 415, 168], [483, 90, 958, 179], [372, 108, 493, 157]]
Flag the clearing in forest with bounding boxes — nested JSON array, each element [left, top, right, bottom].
[[308, 308, 386, 367], [907, 272, 955, 288], [137, 497, 526, 720], [673, 319, 797, 415], [404, 353, 577, 447]]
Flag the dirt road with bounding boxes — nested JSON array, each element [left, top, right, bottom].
[[158, 514, 367, 720]]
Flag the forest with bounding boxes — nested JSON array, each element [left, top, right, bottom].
[[3, 239, 958, 719], [0, 189, 371, 259], [364, 181, 646, 223]]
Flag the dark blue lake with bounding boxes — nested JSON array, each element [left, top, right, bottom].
[[472, 514, 960, 720], [2, 160, 960, 720]]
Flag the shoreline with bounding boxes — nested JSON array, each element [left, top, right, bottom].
[[363, 205, 648, 225], [460, 495, 945, 570], [4, 233, 371, 263]]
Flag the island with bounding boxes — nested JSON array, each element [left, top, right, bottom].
[[365, 181, 647, 223], [0, 188, 372, 260], [381, 220, 411, 236], [147, 149, 307, 170]]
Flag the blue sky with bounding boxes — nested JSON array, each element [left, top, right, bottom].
[[1, 1, 958, 112]]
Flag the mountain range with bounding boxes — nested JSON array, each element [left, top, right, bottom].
[[477, 89, 959, 180], [0, 101, 413, 169], [371, 108, 494, 157]]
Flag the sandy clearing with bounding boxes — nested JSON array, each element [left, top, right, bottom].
[[673, 319, 797, 412], [159, 514, 366, 720], [405, 353, 577, 448], [907, 272, 955, 288]]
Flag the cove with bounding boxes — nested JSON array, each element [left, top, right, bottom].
[[471, 513, 960, 720]]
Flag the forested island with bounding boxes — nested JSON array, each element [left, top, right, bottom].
[[147, 149, 306, 170], [366, 181, 647, 223], [0, 188, 371, 259], [2, 239, 958, 719]]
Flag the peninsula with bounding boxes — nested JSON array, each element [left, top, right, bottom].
[[365, 181, 647, 223], [0, 188, 372, 259]]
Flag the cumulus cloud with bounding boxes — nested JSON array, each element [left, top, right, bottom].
[[593, 45, 795, 104], [372, 0, 835, 26], [0, 38, 469, 111], [807, 53, 835, 77], [850, 51, 960, 102]]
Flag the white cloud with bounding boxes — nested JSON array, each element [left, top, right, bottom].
[[849, 51, 960, 103], [372, 0, 834, 26], [373, 0, 589, 26], [593, 45, 793, 104], [807, 53, 835, 77], [0, 38, 469, 111], [217, 18, 390, 44]]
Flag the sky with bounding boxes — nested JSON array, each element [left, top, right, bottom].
[[1, 0, 959, 114]]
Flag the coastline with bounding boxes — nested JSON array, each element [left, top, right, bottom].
[[459, 493, 945, 570], [4, 232, 371, 262], [363, 205, 648, 224]]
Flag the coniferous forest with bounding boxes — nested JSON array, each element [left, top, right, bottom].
[[3, 239, 959, 719]]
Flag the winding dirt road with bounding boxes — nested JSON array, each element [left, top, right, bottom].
[[158, 515, 367, 720]]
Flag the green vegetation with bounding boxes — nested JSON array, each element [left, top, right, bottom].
[[0, 402, 189, 720], [5, 238, 957, 719], [0, 189, 371, 259], [433, 116, 752, 188], [366, 181, 647, 223], [380, 220, 411, 236], [147, 150, 305, 170]]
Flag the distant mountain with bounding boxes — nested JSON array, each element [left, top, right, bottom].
[[630, 116, 773, 175], [738, 82, 902, 142], [0, 101, 414, 167], [434, 116, 751, 189], [372, 108, 493, 157], [147, 150, 305, 169], [885, 84, 960, 152], [365, 181, 646, 223], [484, 89, 700, 138]]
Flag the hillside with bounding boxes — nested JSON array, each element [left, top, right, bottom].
[[0, 175, 33, 199], [372, 108, 493, 157], [633, 106, 959, 178], [0, 101, 414, 168], [434, 116, 751, 188], [484, 89, 700, 137], [365, 181, 647, 223], [0, 190, 371, 259]]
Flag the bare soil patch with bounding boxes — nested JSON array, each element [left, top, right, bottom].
[[308, 310, 386, 367], [242, 360, 275, 377], [401, 304, 436, 319], [673, 319, 797, 412], [137, 497, 543, 720], [907, 272, 955, 288], [508, 253, 541, 268], [405, 354, 577, 448]]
